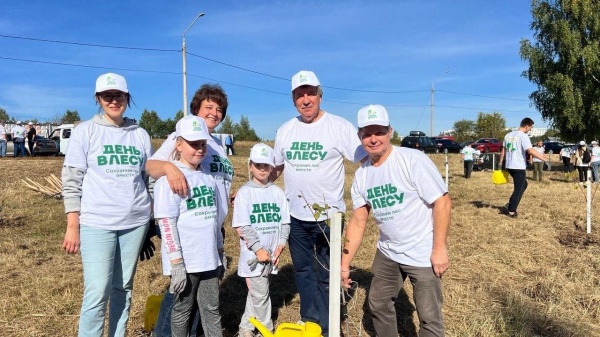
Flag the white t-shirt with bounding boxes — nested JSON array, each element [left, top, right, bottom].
[[560, 146, 571, 158], [503, 130, 532, 170], [154, 161, 225, 275], [232, 183, 290, 277], [351, 146, 447, 267], [151, 131, 234, 216], [0, 124, 6, 139], [460, 146, 475, 161], [64, 120, 152, 230], [273, 112, 366, 221], [591, 146, 600, 163], [532, 146, 545, 162], [12, 125, 25, 140]]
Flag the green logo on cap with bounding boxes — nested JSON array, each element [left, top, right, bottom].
[[299, 74, 307, 83], [260, 148, 268, 157], [192, 120, 203, 132], [368, 109, 378, 119], [106, 76, 116, 85]]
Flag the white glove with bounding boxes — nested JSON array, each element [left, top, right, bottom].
[[170, 262, 187, 295]]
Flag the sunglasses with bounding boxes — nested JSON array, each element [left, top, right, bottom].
[[99, 93, 128, 103]]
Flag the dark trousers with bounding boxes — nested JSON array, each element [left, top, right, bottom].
[[463, 160, 473, 178], [577, 166, 589, 183], [288, 216, 331, 335], [368, 250, 444, 337], [28, 140, 34, 156], [562, 156, 572, 173], [507, 169, 527, 213], [154, 291, 201, 337], [225, 145, 234, 156]]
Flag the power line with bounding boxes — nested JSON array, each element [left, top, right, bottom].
[[0, 56, 536, 114], [437, 89, 529, 102], [0, 34, 179, 52]]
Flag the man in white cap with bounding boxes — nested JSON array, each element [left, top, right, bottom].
[[26, 122, 37, 156], [341, 104, 451, 337], [271, 70, 366, 336], [11, 120, 26, 157], [498, 117, 547, 217]]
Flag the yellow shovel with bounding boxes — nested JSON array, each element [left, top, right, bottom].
[[249, 317, 322, 337]]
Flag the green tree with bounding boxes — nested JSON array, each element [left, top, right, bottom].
[[139, 109, 163, 138], [233, 115, 260, 141], [452, 119, 476, 142], [215, 115, 235, 135], [61, 110, 81, 124], [475, 112, 507, 139], [391, 130, 401, 145], [520, 0, 600, 141], [0, 107, 10, 122]]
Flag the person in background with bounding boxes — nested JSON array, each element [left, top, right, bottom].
[[573, 141, 592, 184], [26, 122, 36, 156], [498, 117, 547, 218], [224, 134, 234, 155], [530, 141, 545, 181], [590, 141, 600, 183], [0, 120, 6, 158], [62, 73, 153, 337], [460, 143, 475, 178], [146, 84, 233, 337], [233, 143, 290, 337], [560, 144, 573, 181], [270, 70, 366, 336], [153, 115, 225, 337], [342, 104, 450, 337], [11, 120, 26, 157]]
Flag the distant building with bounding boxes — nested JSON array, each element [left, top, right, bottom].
[[510, 127, 547, 137]]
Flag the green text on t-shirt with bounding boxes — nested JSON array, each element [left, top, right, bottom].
[[97, 144, 143, 166], [209, 155, 234, 176], [250, 202, 282, 224], [186, 185, 215, 210], [367, 183, 404, 210], [286, 142, 327, 161]]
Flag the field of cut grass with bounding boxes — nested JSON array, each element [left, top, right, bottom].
[[0, 141, 598, 336]]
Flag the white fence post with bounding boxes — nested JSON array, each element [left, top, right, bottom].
[[329, 212, 343, 337], [587, 167, 592, 234], [445, 154, 449, 187]]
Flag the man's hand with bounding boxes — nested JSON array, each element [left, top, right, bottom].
[[169, 262, 187, 295], [430, 247, 449, 278], [165, 163, 188, 197]]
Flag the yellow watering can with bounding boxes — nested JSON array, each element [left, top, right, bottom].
[[249, 317, 322, 337], [144, 293, 164, 331]]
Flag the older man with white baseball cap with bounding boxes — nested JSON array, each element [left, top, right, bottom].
[[270, 70, 366, 336], [342, 104, 451, 337]]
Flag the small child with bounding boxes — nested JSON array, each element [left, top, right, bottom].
[[233, 143, 290, 337], [153, 115, 225, 337]]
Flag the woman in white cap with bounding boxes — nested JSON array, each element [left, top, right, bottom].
[[233, 143, 290, 337], [153, 115, 226, 337], [573, 141, 592, 183], [61, 72, 153, 336]]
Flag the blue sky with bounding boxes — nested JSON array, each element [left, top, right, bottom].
[[0, 1, 545, 140]]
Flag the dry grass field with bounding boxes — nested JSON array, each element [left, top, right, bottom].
[[1, 140, 599, 337]]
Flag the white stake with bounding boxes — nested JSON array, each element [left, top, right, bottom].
[[329, 212, 343, 337], [587, 167, 592, 234], [445, 154, 449, 187]]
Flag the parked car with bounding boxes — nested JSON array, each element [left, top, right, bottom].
[[471, 138, 502, 153], [434, 139, 463, 153], [49, 123, 75, 155], [542, 141, 565, 154], [6, 134, 59, 156], [401, 131, 439, 153], [459, 140, 476, 148]]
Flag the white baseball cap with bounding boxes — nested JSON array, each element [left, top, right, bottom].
[[16, 120, 22, 124], [592, 141, 598, 145], [579, 141, 586, 146], [175, 115, 211, 141], [291, 70, 320, 92], [28, 122, 33, 125], [249, 143, 275, 167], [357, 104, 390, 128], [95, 73, 128, 93]]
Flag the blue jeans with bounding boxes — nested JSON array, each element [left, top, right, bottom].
[[289, 216, 332, 335], [507, 169, 527, 213], [78, 224, 147, 337], [591, 161, 600, 182], [14, 141, 26, 157], [0, 140, 6, 157]]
